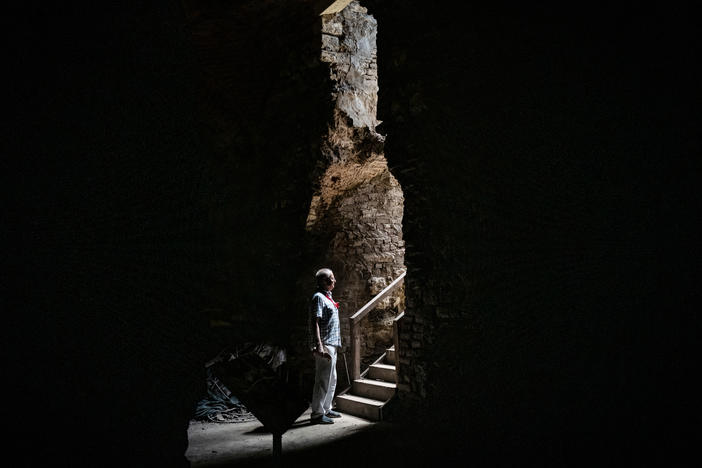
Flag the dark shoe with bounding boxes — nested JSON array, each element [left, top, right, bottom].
[[311, 415, 334, 424], [325, 410, 342, 418]]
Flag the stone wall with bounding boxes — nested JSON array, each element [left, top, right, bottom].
[[306, 0, 405, 369]]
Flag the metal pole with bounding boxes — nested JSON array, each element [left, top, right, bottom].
[[272, 432, 282, 467], [343, 351, 351, 387]]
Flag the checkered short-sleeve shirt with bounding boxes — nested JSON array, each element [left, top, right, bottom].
[[308, 291, 341, 349]]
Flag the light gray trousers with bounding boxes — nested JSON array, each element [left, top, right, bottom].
[[311, 345, 338, 418]]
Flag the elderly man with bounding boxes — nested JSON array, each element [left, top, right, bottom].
[[309, 268, 343, 424]]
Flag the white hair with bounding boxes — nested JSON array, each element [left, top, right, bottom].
[[315, 268, 333, 287]]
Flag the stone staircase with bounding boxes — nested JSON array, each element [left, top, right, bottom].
[[334, 345, 396, 421]]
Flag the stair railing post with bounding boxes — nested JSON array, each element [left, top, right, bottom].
[[393, 312, 402, 384], [351, 319, 361, 380]]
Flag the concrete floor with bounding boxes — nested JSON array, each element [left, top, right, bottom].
[[186, 408, 397, 467]]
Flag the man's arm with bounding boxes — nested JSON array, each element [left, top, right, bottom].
[[313, 318, 331, 360]]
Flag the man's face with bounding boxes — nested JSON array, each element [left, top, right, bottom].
[[326, 273, 336, 291]]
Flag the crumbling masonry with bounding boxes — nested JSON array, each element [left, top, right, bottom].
[[306, 1, 405, 368]]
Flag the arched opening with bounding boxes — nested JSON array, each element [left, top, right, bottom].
[[305, 1, 406, 394]]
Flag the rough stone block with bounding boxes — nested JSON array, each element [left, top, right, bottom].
[[321, 19, 343, 36], [321, 50, 338, 63], [322, 33, 340, 50]]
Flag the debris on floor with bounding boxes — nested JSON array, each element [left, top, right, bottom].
[[194, 367, 257, 423], [208, 342, 310, 435], [194, 343, 294, 424]]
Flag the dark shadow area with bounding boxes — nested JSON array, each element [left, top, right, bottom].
[[244, 426, 270, 435], [367, 2, 701, 467]]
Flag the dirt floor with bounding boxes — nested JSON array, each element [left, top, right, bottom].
[[185, 407, 398, 467]]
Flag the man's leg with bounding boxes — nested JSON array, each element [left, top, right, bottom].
[[311, 348, 333, 419], [321, 346, 338, 415]]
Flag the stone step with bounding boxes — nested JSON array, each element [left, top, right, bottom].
[[368, 363, 396, 382], [352, 378, 396, 401], [334, 393, 385, 421], [385, 347, 395, 365]]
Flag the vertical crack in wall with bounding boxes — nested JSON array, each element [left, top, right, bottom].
[[307, 1, 405, 366]]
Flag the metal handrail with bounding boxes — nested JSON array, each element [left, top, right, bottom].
[[349, 271, 406, 380]]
